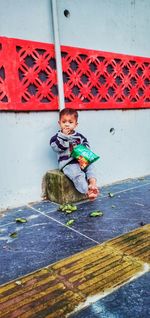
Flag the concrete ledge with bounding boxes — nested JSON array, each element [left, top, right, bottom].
[[44, 169, 87, 204]]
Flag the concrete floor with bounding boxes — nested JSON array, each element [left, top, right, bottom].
[[0, 176, 150, 317]]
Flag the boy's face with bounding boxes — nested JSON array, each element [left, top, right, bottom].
[[58, 114, 78, 135]]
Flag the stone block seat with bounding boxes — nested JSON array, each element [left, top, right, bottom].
[[44, 169, 87, 204]]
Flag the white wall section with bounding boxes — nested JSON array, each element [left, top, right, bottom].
[[0, 0, 150, 209]]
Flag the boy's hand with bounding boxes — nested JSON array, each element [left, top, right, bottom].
[[62, 127, 73, 135]]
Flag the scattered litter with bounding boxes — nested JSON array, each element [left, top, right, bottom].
[[15, 281, 22, 286], [27, 215, 39, 220], [15, 218, 27, 223], [58, 204, 77, 213], [108, 192, 115, 198], [90, 211, 103, 217], [135, 202, 144, 207], [140, 221, 145, 226], [111, 205, 116, 208], [9, 232, 18, 238], [66, 219, 75, 226]]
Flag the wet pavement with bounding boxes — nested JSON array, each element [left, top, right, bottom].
[[0, 176, 150, 317]]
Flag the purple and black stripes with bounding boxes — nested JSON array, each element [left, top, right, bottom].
[[50, 130, 90, 170], [50, 135, 68, 151]]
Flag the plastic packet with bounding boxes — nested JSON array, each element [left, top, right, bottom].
[[71, 144, 100, 170]]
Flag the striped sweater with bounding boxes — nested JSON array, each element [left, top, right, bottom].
[[50, 131, 89, 170]]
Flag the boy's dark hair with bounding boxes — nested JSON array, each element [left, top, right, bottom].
[[59, 108, 78, 121]]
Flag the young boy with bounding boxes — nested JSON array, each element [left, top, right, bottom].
[[50, 108, 99, 200]]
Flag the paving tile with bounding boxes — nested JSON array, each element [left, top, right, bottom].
[[0, 212, 96, 285], [101, 176, 150, 196], [29, 200, 58, 213], [0, 226, 149, 318], [46, 183, 150, 243], [71, 272, 150, 318], [0, 206, 35, 226], [99, 186, 150, 222], [0, 175, 149, 293]]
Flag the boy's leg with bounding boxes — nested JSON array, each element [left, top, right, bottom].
[[63, 163, 88, 194], [85, 164, 99, 200]]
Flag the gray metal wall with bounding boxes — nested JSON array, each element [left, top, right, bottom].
[[0, 0, 150, 209]]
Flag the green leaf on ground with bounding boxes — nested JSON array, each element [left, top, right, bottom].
[[108, 192, 115, 198], [65, 210, 73, 214], [66, 219, 75, 226], [10, 232, 18, 238], [15, 218, 27, 223], [90, 211, 103, 217], [70, 205, 77, 211], [58, 204, 77, 213]]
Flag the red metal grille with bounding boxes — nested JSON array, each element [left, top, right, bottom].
[[0, 37, 58, 111], [0, 36, 149, 111], [0, 41, 9, 104], [61, 45, 150, 109]]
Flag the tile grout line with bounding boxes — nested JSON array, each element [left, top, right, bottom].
[[33, 181, 150, 212], [100, 181, 150, 198], [72, 181, 150, 206], [1, 182, 149, 232], [69, 263, 150, 317], [28, 204, 100, 245], [0, 221, 15, 228]]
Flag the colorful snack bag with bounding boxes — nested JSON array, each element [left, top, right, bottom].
[[71, 144, 100, 170]]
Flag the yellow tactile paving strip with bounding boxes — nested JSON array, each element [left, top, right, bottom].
[[106, 224, 150, 263], [0, 225, 149, 318]]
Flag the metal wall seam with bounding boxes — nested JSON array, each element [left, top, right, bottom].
[[51, 0, 65, 111]]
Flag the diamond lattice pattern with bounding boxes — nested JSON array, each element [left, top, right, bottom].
[[0, 37, 149, 110], [61, 46, 150, 109]]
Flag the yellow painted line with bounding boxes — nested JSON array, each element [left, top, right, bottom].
[[106, 224, 150, 264], [0, 225, 149, 318], [69, 255, 122, 283], [0, 268, 49, 294], [0, 283, 66, 317], [58, 249, 116, 276], [52, 244, 102, 270], [10, 291, 84, 318], [0, 271, 57, 304]]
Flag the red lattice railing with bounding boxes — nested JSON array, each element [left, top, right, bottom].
[[0, 37, 58, 111], [61, 45, 150, 109], [0, 36, 150, 111]]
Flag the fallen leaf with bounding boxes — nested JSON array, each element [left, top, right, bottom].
[[65, 210, 73, 214], [58, 204, 77, 213], [10, 232, 17, 238], [108, 192, 114, 198], [15, 218, 27, 223], [66, 219, 75, 226], [90, 211, 103, 217], [70, 205, 77, 211]]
